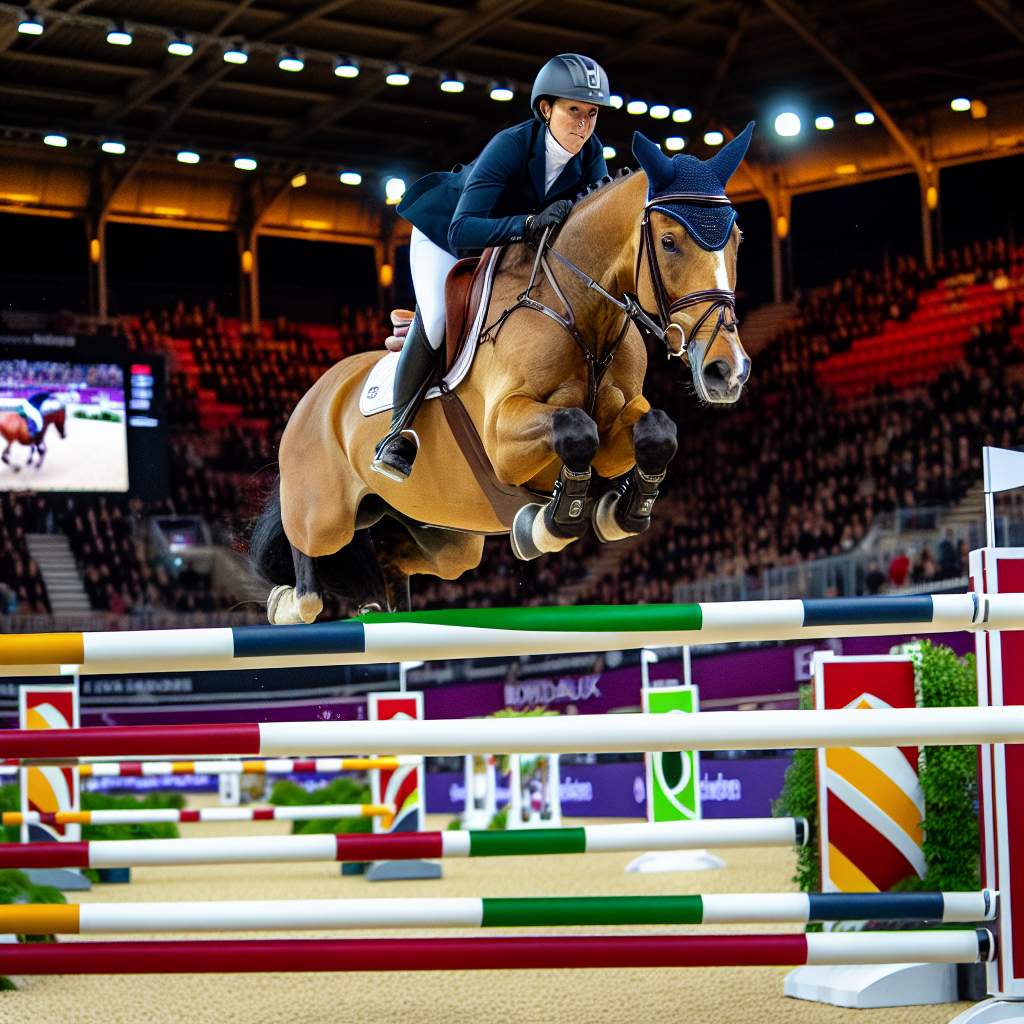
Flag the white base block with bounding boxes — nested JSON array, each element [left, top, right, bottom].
[[784, 962, 958, 1008], [624, 849, 726, 873], [948, 998, 1024, 1023]]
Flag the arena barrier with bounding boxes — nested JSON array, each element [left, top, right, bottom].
[[1, 705, 1023, 760], [0, 931, 995, 974], [0, 890, 996, 934], [0, 804, 394, 828], [0, 818, 807, 870], [0, 756, 416, 778], [0, 592, 1021, 674]]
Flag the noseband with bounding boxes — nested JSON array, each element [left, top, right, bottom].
[[483, 190, 739, 412]]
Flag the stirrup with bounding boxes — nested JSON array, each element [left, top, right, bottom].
[[370, 430, 420, 483]]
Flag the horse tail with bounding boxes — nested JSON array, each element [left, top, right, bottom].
[[249, 483, 294, 586]]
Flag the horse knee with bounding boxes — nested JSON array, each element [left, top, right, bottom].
[[551, 408, 599, 472], [633, 409, 678, 475]]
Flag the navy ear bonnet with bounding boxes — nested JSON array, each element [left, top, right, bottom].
[[631, 122, 755, 251]]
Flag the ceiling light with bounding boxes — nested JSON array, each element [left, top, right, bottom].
[[774, 111, 801, 137], [106, 22, 132, 46], [490, 83, 514, 101], [835, 163, 858, 175], [167, 32, 193, 57], [814, 115, 834, 130], [386, 67, 410, 86], [626, 99, 648, 115], [176, 150, 200, 164], [950, 97, 971, 112], [17, 11, 43, 35], [384, 177, 406, 204], [608, 94, 623, 109], [333, 58, 359, 78], [672, 107, 693, 123], [290, 172, 308, 188], [339, 171, 362, 186], [101, 140, 126, 155], [278, 48, 304, 73], [703, 131, 724, 146], [602, 145, 616, 159], [43, 133, 68, 148], [234, 156, 258, 171], [665, 136, 685, 151], [970, 99, 988, 119], [854, 111, 875, 125], [440, 73, 464, 93], [649, 104, 670, 120], [223, 43, 249, 65]]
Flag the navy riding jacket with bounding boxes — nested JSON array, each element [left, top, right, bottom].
[[397, 119, 608, 258]]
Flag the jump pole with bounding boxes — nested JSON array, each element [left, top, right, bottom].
[[0, 818, 807, 870], [0, 891, 995, 935], [0, 931, 995, 975], [0, 593, 1020, 674], [0, 804, 394, 827], [2, 705, 1024, 760]]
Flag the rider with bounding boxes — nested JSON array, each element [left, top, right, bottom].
[[371, 53, 615, 482], [16, 394, 46, 441]]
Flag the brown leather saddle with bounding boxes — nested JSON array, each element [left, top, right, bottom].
[[442, 246, 501, 371]]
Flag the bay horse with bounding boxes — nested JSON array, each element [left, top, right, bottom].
[[0, 399, 66, 473], [252, 125, 755, 623]]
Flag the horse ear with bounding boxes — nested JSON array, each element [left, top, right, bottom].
[[706, 121, 755, 187], [631, 132, 673, 193]]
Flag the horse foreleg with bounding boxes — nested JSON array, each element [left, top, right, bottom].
[[267, 546, 324, 624], [505, 406, 600, 562], [593, 408, 678, 543], [1, 441, 19, 472], [33, 442, 46, 470]]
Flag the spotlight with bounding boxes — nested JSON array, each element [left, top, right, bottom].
[[43, 133, 68, 148], [774, 111, 801, 137], [167, 31, 193, 57], [626, 99, 648, 115], [290, 172, 308, 188], [234, 156, 258, 171], [608, 94, 623, 109], [339, 171, 362, 186], [703, 131, 724, 146], [814, 115, 834, 130], [384, 177, 406, 204], [490, 83, 514, 102], [223, 43, 249, 65], [672, 107, 693, 123], [17, 10, 43, 35], [386, 67, 410, 86], [440, 73, 464, 93], [176, 150, 200, 164], [333, 58, 360, 78], [278, 48, 304, 73], [602, 145, 616, 159], [854, 111, 875, 125], [101, 140, 126, 155], [950, 97, 971, 112], [649, 104, 670, 119], [106, 22, 132, 46], [664, 137, 685, 151]]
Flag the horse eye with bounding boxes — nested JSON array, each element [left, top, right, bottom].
[[661, 234, 678, 253]]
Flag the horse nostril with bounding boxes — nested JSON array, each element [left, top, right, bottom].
[[702, 359, 731, 389]]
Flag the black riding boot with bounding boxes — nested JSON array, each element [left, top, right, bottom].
[[371, 309, 440, 482]]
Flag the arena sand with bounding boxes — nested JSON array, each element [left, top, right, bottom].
[[0, 799, 973, 1024]]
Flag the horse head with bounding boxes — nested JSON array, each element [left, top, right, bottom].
[[44, 404, 66, 439], [632, 122, 754, 404]]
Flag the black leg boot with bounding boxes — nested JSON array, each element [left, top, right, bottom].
[[371, 310, 440, 482]]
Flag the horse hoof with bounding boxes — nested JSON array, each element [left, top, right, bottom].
[[297, 592, 323, 624], [267, 585, 302, 625], [510, 504, 545, 561], [592, 490, 634, 544]]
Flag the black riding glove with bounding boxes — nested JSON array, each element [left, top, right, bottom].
[[524, 199, 573, 247]]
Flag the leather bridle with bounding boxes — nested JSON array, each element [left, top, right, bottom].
[[482, 190, 739, 413]]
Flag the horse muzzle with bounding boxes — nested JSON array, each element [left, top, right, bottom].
[[691, 336, 750, 404]]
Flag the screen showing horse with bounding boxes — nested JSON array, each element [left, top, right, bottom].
[[0, 358, 129, 491]]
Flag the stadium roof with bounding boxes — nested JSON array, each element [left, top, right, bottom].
[[1, 0, 1023, 199]]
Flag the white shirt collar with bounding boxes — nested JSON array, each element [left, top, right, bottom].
[[544, 128, 575, 193]]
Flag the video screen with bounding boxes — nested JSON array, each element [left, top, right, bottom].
[[0, 358, 129, 492]]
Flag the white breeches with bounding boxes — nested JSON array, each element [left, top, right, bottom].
[[18, 401, 43, 434], [410, 226, 459, 351]]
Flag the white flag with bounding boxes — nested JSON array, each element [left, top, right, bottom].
[[984, 446, 1024, 494]]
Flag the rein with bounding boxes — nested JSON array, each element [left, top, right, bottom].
[[482, 191, 739, 413]]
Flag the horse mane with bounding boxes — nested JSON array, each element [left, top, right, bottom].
[[572, 166, 636, 209]]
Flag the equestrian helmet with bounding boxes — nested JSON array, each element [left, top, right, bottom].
[[531, 54, 613, 119]]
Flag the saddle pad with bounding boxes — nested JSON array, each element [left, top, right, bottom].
[[359, 248, 501, 417]]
